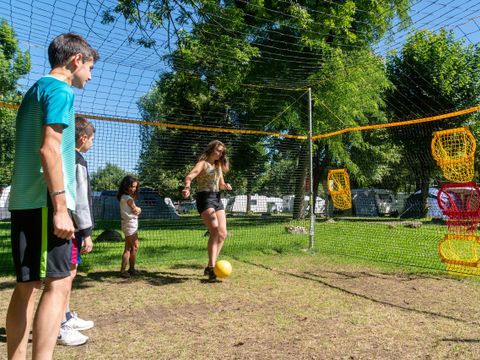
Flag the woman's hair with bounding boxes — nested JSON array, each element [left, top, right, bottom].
[[199, 140, 229, 173], [117, 175, 139, 201]]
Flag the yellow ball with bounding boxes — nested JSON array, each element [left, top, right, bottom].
[[214, 260, 232, 278]]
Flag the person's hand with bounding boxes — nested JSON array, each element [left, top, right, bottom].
[[53, 211, 75, 240], [81, 235, 93, 254], [182, 187, 190, 199], [224, 183, 232, 191], [136, 207, 142, 215]]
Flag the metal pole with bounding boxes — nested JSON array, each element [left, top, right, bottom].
[[308, 87, 315, 249]]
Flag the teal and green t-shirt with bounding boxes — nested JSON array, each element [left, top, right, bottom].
[[9, 76, 76, 210]]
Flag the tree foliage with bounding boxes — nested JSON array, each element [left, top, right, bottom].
[[0, 19, 30, 185], [106, 1, 411, 217], [386, 29, 480, 212], [91, 163, 130, 191]]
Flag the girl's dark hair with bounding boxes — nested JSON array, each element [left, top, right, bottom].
[[117, 175, 139, 201]]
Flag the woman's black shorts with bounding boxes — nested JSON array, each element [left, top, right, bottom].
[[196, 191, 224, 214]]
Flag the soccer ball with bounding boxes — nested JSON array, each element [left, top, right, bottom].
[[214, 260, 232, 278]]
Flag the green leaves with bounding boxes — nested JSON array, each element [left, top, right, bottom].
[[0, 20, 31, 185], [386, 28, 480, 192], [0, 20, 30, 96], [109, 0, 412, 198], [91, 163, 131, 191]]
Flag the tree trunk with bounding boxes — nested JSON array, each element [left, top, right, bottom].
[[312, 143, 331, 217], [420, 172, 429, 217]]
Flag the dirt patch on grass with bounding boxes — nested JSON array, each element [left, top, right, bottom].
[[1, 255, 480, 359]]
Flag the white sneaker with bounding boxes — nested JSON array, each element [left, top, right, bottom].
[[57, 325, 88, 346], [65, 312, 94, 331]]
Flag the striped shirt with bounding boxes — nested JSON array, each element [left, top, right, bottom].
[[9, 76, 76, 210]]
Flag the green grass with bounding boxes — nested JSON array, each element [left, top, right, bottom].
[[0, 216, 455, 276]]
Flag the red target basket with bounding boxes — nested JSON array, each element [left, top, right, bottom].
[[437, 182, 480, 233]]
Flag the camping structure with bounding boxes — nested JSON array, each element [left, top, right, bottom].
[[0, 185, 10, 220], [226, 194, 284, 213], [351, 189, 398, 217], [94, 188, 179, 220]]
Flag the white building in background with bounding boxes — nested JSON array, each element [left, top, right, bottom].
[[226, 194, 284, 213], [0, 186, 11, 220]]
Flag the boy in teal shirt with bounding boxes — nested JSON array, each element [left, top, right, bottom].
[[7, 33, 98, 359]]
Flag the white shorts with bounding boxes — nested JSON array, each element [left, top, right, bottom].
[[121, 219, 138, 237]]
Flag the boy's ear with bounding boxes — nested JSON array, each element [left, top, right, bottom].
[[78, 134, 88, 145], [71, 53, 84, 68]]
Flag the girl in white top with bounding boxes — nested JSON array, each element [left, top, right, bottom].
[[117, 175, 141, 278], [182, 140, 232, 281]]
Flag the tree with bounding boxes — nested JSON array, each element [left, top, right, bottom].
[[0, 19, 30, 185], [105, 0, 411, 218], [91, 163, 130, 191], [309, 50, 401, 217], [387, 29, 480, 214]]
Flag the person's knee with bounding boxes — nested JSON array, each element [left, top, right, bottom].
[[218, 229, 227, 241], [44, 276, 72, 295], [210, 225, 221, 237], [70, 266, 77, 277], [16, 281, 42, 296]]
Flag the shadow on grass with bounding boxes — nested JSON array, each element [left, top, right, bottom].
[[238, 258, 480, 326], [0, 327, 5, 343], [440, 338, 480, 343], [0, 280, 15, 290], [74, 267, 203, 288]]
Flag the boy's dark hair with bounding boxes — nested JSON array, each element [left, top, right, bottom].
[[48, 33, 100, 68], [75, 116, 95, 143], [117, 175, 139, 201]]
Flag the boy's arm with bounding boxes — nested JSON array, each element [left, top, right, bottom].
[[81, 235, 93, 254], [40, 124, 75, 240], [72, 161, 93, 236]]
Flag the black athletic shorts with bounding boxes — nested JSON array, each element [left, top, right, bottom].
[[196, 191, 224, 214], [10, 208, 72, 282]]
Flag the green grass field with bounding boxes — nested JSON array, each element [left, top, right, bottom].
[[3, 217, 480, 359], [0, 216, 456, 276]]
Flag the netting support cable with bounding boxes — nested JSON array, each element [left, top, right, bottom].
[[308, 87, 315, 250]]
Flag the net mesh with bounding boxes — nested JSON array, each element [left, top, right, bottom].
[[0, 0, 479, 278]]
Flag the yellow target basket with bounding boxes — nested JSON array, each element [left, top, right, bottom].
[[431, 127, 476, 183], [438, 234, 480, 276], [327, 169, 352, 210]]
